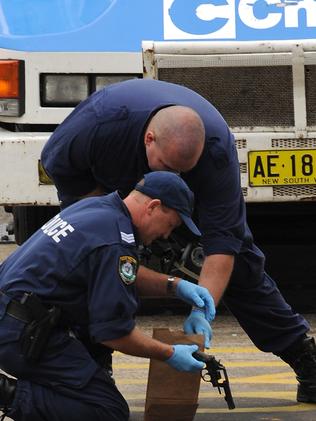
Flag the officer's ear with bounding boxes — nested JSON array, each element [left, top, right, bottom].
[[146, 198, 161, 215], [144, 130, 156, 146]]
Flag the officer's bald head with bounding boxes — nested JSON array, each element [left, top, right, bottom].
[[144, 106, 205, 173]]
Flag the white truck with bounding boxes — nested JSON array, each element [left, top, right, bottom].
[[0, 0, 316, 262]]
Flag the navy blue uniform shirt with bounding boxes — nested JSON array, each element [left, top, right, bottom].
[[0, 193, 140, 343], [41, 79, 249, 257]]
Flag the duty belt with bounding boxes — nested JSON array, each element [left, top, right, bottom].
[[0, 291, 33, 323], [6, 299, 33, 323], [1, 291, 61, 363]]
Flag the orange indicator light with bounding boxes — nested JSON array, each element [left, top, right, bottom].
[[0, 60, 20, 98]]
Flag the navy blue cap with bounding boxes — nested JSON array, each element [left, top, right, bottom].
[[135, 171, 201, 236]]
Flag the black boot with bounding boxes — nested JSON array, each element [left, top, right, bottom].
[[279, 336, 316, 403], [0, 373, 16, 408]]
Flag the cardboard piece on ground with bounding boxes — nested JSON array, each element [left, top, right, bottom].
[[144, 328, 204, 421]]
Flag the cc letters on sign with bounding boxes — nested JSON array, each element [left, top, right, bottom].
[[163, 0, 316, 40]]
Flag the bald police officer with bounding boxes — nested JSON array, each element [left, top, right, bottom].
[[41, 78, 316, 404], [0, 171, 215, 421]]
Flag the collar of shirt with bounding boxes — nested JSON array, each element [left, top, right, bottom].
[[112, 191, 141, 245]]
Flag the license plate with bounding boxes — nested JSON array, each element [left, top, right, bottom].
[[248, 149, 316, 186]]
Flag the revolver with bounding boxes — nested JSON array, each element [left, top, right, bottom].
[[193, 350, 235, 410]]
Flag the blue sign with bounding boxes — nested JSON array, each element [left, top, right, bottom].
[[164, 0, 316, 41], [0, 0, 314, 52]]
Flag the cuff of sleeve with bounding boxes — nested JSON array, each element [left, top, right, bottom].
[[90, 318, 136, 343]]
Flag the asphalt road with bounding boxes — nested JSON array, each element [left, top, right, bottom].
[[1, 232, 316, 420], [116, 314, 316, 421], [2, 314, 316, 421]]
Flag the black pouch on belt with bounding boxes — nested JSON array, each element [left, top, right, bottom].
[[19, 292, 61, 363]]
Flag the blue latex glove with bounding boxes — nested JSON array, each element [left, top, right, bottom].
[[176, 279, 216, 322], [166, 344, 205, 372], [183, 308, 212, 349]]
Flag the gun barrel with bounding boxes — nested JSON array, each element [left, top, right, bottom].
[[224, 385, 236, 410]]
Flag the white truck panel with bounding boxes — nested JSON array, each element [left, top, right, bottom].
[[0, 49, 142, 125], [0, 129, 58, 205]]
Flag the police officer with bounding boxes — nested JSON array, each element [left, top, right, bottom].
[[0, 171, 215, 421], [41, 78, 316, 403]]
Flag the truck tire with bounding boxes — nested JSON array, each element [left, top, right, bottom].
[[13, 206, 59, 245]]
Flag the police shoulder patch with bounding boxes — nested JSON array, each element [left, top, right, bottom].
[[118, 255, 138, 285]]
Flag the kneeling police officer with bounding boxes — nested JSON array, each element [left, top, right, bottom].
[[0, 171, 215, 421]]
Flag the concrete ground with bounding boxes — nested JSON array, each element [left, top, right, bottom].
[[0, 207, 14, 244], [1, 220, 316, 420]]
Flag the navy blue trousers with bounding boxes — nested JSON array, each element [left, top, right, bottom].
[[223, 244, 309, 354], [0, 299, 129, 421]]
